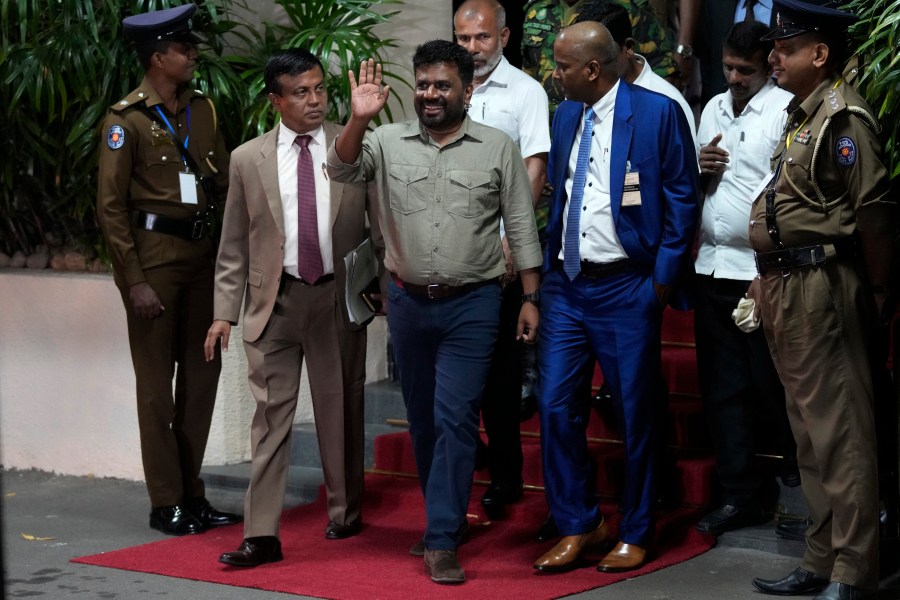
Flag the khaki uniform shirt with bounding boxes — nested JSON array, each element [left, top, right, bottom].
[[327, 116, 542, 286], [749, 75, 892, 254], [97, 76, 229, 286]]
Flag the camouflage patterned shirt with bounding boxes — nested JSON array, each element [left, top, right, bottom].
[[522, 0, 677, 116]]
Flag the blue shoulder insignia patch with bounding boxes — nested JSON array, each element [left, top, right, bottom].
[[107, 125, 125, 150], [835, 136, 856, 166]]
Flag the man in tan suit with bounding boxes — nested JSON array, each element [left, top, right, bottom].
[[203, 48, 375, 567]]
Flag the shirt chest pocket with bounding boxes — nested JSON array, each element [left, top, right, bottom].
[[448, 169, 494, 218], [388, 164, 430, 215], [144, 143, 180, 169]]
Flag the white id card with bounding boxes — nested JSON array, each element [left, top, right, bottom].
[[179, 171, 198, 205], [622, 171, 642, 206]]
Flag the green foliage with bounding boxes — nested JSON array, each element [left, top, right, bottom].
[[843, 0, 900, 180], [0, 0, 407, 258]]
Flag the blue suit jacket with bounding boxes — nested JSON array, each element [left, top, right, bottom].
[[545, 81, 699, 305]]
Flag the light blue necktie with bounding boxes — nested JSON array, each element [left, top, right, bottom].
[[563, 106, 595, 280]]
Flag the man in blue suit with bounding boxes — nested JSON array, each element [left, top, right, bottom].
[[533, 20, 699, 574]]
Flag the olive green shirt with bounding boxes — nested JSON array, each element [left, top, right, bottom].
[[749, 75, 893, 254], [96, 76, 229, 286], [326, 116, 542, 286]]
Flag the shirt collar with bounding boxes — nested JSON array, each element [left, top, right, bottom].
[[277, 121, 325, 148], [476, 55, 512, 90], [589, 78, 619, 121], [138, 76, 199, 112], [406, 114, 481, 145]]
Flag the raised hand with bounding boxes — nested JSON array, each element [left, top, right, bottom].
[[349, 58, 391, 122]]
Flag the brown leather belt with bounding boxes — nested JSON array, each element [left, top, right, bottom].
[[391, 274, 494, 300], [135, 210, 209, 241], [755, 237, 857, 275]]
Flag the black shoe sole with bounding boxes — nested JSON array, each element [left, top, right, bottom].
[[218, 554, 283, 568]]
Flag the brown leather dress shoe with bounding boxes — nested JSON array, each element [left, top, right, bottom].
[[424, 549, 465, 584], [218, 536, 283, 567], [533, 519, 610, 573], [596, 541, 648, 572]]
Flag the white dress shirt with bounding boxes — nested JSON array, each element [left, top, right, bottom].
[[560, 80, 629, 264], [695, 79, 792, 280], [632, 54, 699, 156], [276, 121, 334, 278], [468, 56, 551, 159]]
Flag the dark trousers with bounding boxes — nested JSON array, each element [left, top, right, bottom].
[[121, 259, 220, 508], [481, 278, 525, 487], [387, 279, 501, 550], [539, 267, 660, 546], [694, 274, 795, 508]]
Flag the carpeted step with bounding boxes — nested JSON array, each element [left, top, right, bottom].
[[373, 431, 718, 508]]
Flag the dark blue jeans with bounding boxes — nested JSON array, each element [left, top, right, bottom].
[[387, 279, 501, 550]]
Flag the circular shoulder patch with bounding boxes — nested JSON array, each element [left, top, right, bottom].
[[834, 136, 856, 166], [107, 125, 125, 150]]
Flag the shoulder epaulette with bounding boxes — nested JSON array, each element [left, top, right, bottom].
[[111, 88, 150, 113]]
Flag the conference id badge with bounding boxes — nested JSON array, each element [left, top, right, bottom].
[[622, 171, 642, 206], [179, 171, 198, 205]]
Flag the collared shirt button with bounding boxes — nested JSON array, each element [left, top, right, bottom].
[[162, 155, 167, 161], [750, 219, 755, 226], [788, 157, 793, 163]]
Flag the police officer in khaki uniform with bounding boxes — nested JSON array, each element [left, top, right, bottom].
[[746, 1, 893, 598], [96, 3, 239, 536]]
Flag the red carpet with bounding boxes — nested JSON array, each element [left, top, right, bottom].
[[73, 473, 714, 599]]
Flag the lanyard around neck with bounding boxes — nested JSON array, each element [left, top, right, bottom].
[[154, 104, 191, 164]]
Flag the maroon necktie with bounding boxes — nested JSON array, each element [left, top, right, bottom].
[[295, 135, 324, 283]]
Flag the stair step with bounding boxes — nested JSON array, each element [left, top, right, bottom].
[[289, 422, 396, 469], [373, 431, 719, 508], [201, 463, 324, 509]]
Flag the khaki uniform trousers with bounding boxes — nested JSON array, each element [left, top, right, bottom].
[[121, 254, 220, 508], [758, 260, 879, 589]]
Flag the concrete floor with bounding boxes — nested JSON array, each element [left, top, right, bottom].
[[2, 468, 899, 599]]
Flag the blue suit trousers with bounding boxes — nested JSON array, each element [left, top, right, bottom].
[[539, 267, 661, 546]]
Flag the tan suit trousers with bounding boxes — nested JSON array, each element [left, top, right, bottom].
[[242, 276, 366, 538]]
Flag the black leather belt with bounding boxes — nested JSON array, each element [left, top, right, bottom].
[[755, 237, 858, 275], [282, 271, 335, 286], [553, 258, 638, 278], [135, 210, 209, 241], [391, 274, 494, 300]]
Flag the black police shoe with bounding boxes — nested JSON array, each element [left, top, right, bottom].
[[186, 497, 242, 528], [752, 567, 829, 595], [149, 504, 205, 535]]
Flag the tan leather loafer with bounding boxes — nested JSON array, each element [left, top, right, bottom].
[[533, 519, 610, 573], [596, 541, 648, 572]]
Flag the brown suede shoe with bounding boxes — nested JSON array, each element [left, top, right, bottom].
[[424, 549, 465, 584], [596, 541, 648, 573], [533, 519, 610, 573]]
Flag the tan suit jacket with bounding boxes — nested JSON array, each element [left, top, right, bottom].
[[213, 120, 373, 537], [213, 121, 370, 337]]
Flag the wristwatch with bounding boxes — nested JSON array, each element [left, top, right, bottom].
[[522, 291, 540, 306], [675, 44, 693, 59]]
